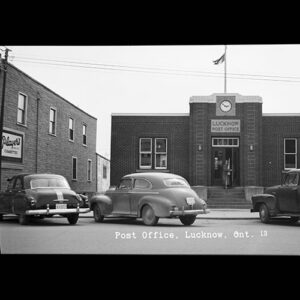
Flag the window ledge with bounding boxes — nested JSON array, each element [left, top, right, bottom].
[[136, 169, 170, 173], [16, 123, 27, 128]]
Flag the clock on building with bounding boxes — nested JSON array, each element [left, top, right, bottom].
[[220, 100, 232, 112]]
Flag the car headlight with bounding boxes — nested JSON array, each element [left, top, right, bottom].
[[27, 196, 36, 206], [171, 206, 179, 211]]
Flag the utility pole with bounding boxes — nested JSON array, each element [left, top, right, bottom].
[[0, 48, 11, 190], [224, 45, 227, 93]]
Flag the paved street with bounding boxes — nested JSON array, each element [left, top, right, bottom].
[[0, 212, 300, 255]]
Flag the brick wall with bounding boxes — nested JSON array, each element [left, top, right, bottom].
[[189, 103, 209, 186], [111, 115, 190, 185], [262, 115, 300, 186], [0, 62, 97, 193], [189, 98, 262, 186]]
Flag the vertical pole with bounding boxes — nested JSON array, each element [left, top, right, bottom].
[[0, 48, 10, 190], [224, 45, 227, 93], [36, 93, 40, 173]]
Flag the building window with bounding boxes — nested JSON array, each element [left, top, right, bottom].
[[87, 159, 92, 182], [212, 137, 239, 147], [103, 165, 107, 179], [17, 93, 27, 125], [139, 138, 152, 169], [284, 138, 297, 169], [83, 124, 87, 145], [49, 108, 57, 135], [69, 118, 74, 141], [155, 138, 167, 169], [72, 156, 77, 180], [139, 138, 168, 170]]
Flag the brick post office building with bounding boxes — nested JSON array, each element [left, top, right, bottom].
[[111, 93, 300, 207], [0, 61, 97, 194]]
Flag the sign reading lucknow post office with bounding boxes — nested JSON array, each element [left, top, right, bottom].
[[211, 119, 240, 133]]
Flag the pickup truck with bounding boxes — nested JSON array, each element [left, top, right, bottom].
[[251, 169, 300, 223]]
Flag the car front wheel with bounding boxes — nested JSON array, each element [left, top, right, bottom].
[[142, 205, 159, 226], [0, 214, 3, 221], [179, 215, 196, 226], [67, 213, 79, 225], [93, 204, 104, 223], [259, 204, 270, 223]]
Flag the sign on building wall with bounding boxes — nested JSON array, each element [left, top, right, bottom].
[[1, 130, 23, 162], [211, 119, 240, 133]]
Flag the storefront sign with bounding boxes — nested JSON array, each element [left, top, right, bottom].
[[1, 130, 23, 162], [211, 119, 240, 133]]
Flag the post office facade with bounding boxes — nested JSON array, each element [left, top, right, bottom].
[[111, 93, 300, 191]]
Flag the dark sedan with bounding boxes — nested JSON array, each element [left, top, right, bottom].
[[251, 169, 300, 223], [90, 172, 208, 226], [0, 173, 90, 225]]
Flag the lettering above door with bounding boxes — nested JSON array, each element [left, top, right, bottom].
[[211, 119, 240, 133]]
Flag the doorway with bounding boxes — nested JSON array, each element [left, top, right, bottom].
[[211, 138, 240, 187]]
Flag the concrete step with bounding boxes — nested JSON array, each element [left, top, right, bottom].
[[206, 187, 249, 208], [209, 194, 245, 199], [207, 199, 247, 204], [207, 204, 252, 209]]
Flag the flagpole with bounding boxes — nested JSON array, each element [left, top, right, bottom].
[[224, 45, 227, 93]]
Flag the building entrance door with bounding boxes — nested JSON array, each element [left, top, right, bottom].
[[211, 138, 240, 187]]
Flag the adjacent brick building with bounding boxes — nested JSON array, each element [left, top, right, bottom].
[[0, 61, 97, 194], [111, 93, 300, 195]]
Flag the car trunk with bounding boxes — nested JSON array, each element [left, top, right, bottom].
[[31, 188, 80, 209], [160, 187, 203, 210]]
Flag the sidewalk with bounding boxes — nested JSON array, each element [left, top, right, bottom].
[[80, 209, 259, 220]]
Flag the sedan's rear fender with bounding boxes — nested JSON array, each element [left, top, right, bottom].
[[251, 194, 277, 214], [138, 196, 173, 218], [90, 194, 113, 215]]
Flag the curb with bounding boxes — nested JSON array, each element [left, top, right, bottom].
[[77, 211, 260, 220]]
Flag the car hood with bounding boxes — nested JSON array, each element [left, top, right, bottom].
[[264, 185, 281, 195], [27, 188, 80, 208], [158, 187, 206, 208]]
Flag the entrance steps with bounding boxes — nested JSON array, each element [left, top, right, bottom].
[[207, 187, 252, 209]]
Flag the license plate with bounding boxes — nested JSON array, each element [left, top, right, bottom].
[[186, 197, 195, 205], [55, 204, 67, 209]]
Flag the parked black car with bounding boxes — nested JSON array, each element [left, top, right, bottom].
[[251, 169, 300, 223], [0, 173, 90, 225]]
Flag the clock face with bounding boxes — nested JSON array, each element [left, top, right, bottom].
[[220, 100, 232, 112]]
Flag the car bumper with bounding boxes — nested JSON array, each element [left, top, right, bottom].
[[25, 207, 90, 215], [169, 209, 209, 217]]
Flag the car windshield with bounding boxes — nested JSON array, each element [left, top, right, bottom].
[[30, 178, 70, 189], [163, 178, 190, 187]]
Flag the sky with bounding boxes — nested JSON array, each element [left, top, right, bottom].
[[3, 44, 300, 159]]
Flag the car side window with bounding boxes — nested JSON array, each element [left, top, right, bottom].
[[285, 173, 298, 186], [6, 178, 15, 190], [14, 177, 23, 190], [134, 179, 151, 190], [118, 178, 132, 190]]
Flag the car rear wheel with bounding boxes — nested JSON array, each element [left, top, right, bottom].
[[19, 214, 29, 225], [179, 215, 196, 226], [0, 214, 3, 221], [259, 204, 270, 223], [67, 213, 79, 225], [142, 205, 159, 226], [93, 204, 104, 223]]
